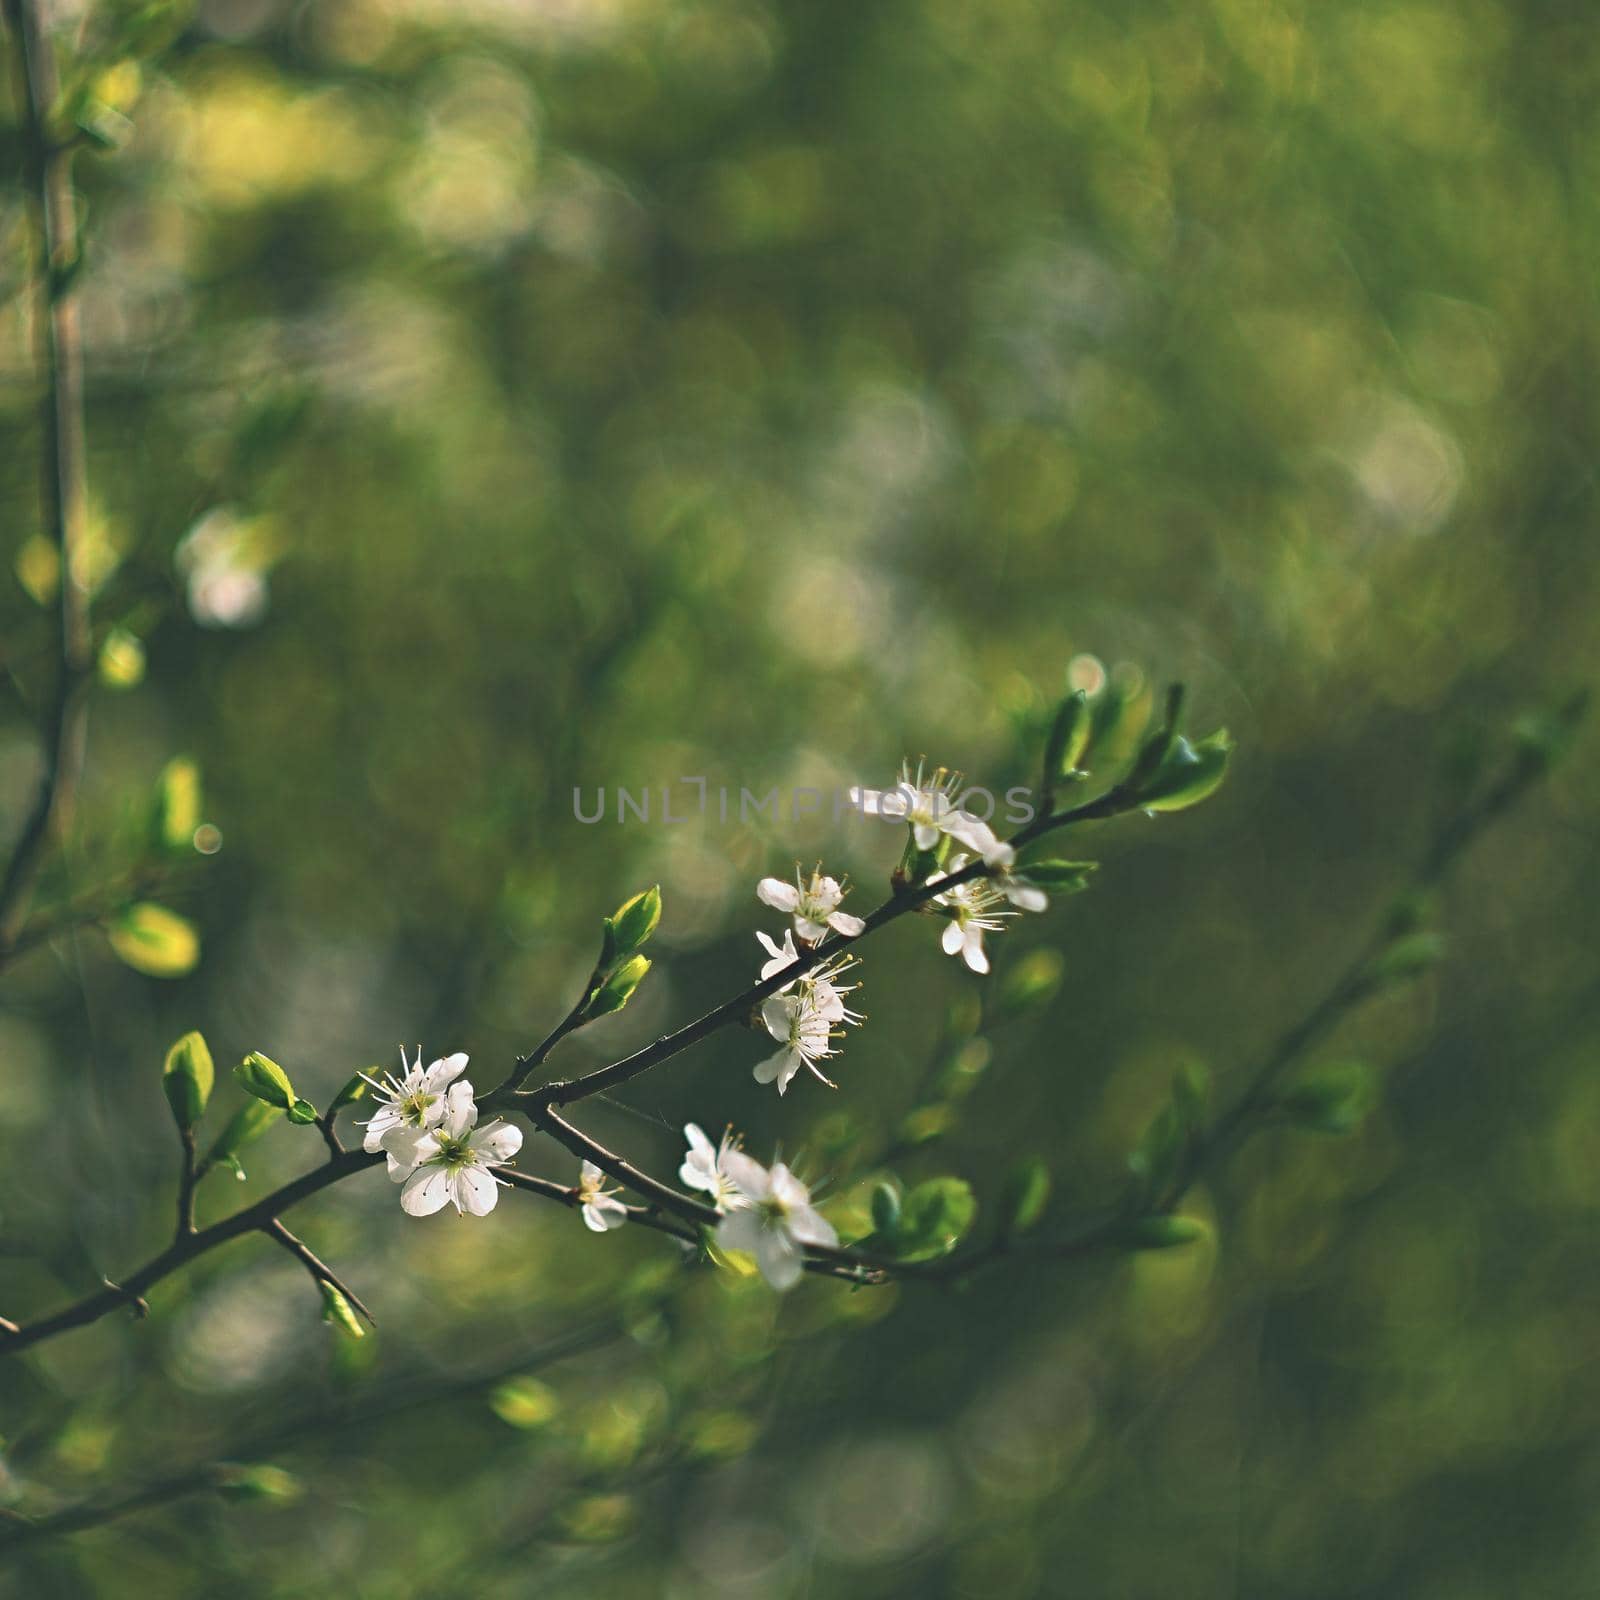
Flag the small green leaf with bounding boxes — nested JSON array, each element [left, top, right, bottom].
[[98, 627, 145, 690], [214, 1463, 301, 1505], [329, 1071, 374, 1112], [896, 1103, 955, 1147], [1277, 1062, 1378, 1135], [234, 1052, 296, 1111], [607, 886, 662, 958], [286, 1098, 320, 1125], [1119, 1215, 1208, 1251], [999, 1157, 1052, 1235], [588, 955, 650, 1017], [998, 947, 1062, 1011], [489, 1377, 558, 1429], [1127, 1101, 1185, 1205], [1366, 933, 1445, 986], [202, 1099, 280, 1180], [161, 1030, 214, 1131], [318, 1281, 365, 1340], [1138, 729, 1233, 813], [869, 1181, 902, 1239], [154, 757, 203, 851], [1172, 1060, 1211, 1131], [1043, 689, 1093, 784], [894, 1177, 977, 1261], [108, 903, 200, 977], [1016, 859, 1098, 890]]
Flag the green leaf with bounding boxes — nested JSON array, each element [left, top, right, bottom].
[[154, 757, 203, 852], [1127, 1101, 1185, 1205], [202, 1099, 280, 1180], [329, 1071, 374, 1112], [286, 1098, 320, 1125], [1016, 859, 1099, 890], [894, 1177, 977, 1261], [214, 1464, 301, 1505], [588, 955, 650, 1017], [606, 886, 662, 959], [108, 903, 200, 978], [1277, 1062, 1378, 1135], [999, 1158, 1052, 1235], [869, 1181, 902, 1239], [1042, 689, 1092, 783], [234, 1052, 296, 1111], [1138, 729, 1233, 813], [318, 1281, 365, 1340], [489, 1377, 558, 1429], [161, 1030, 214, 1130], [1172, 1060, 1211, 1131], [895, 1103, 955, 1147], [1119, 1215, 1209, 1251], [1366, 932, 1445, 986]]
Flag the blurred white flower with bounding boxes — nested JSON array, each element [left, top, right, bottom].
[[394, 1082, 523, 1217], [716, 1150, 838, 1292], [757, 867, 866, 942], [175, 507, 272, 629], [679, 1122, 751, 1214], [359, 1048, 469, 1175], [577, 1160, 628, 1232], [756, 927, 800, 981]]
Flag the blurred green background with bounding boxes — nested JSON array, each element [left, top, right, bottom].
[[2, 0, 1598, 1594]]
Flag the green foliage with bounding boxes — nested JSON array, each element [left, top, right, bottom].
[[201, 1099, 280, 1181], [233, 1052, 317, 1123], [1277, 1063, 1380, 1136], [892, 1178, 978, 1261], [160, 1030, 213, 1131], [318, 1281, 365, 1340], [999, 1157, 1052, 1236], [604, 885, 662, 962], [588, 955, 651, 1017], [1118, 1215, 1209, 1252], [107, 902, 199, 977]]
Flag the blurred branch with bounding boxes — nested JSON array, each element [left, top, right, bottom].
[[0, 1316, 623, 1550], [0, 0, 94, 966]]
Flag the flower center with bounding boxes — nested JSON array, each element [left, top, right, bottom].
[[433, 1132, 475, 1167], [400, 1091, 436, 1124]]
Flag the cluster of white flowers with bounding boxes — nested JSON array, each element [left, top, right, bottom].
[[359, 1050, 523, 1217], [680, 1123, 837, 1291], [752, 929, 863, 1094]]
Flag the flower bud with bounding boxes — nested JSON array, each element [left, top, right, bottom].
[[1119, 1215, 1208, 1251], [234, 1052, 296, 1111], [318, 1280, 365, 1339], [161, 1030, 214, 1131], [606, 886, 662, 960], [999, 1157, 1052, 1235], [589, 955, 651, 1017], [1137, 729, 1233, 813]]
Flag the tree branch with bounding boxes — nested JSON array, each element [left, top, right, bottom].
[[261, 1217, 375, 1327], [0, 0, 94, 966]]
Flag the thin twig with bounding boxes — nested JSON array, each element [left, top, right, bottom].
[[174, 1127, 198, 1237], [0, 0, 94, 965], [261, 1218, 375, 1326]]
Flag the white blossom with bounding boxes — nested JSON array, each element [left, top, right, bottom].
[[928, 852, 1044, 974], [576, 1160, 628, 1232], [175, 507, 271, 629], [851, 761, 1013, 867], [393, 1082, 523, 1217], [358, 1048, 469, 1175], [679, 1123, 751, 1214], [754, 947, 862, 1094], [715, 1149, 838, 1291], [757, 866, 866, 942]]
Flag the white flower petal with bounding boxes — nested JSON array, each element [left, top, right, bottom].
[[795, 917, 829, 943], [717, 1207, 764, 1258], [400, 1164, 454, 1216], [828, 911, 866, 937], [912, 821, 940, 851], [787, 1203, 839, 1250], [756, 1227, 804, 1292], [962, 928, 990, 975], [1006, 882, 1048, 913], [441, 1081, 478, 1137], [941, 920, 966, 956], [454, 1166, 500, 1216], [757, 878, 800, 912], [719, 1149, 771, 1203], [583, 1195, 628, 1232], [472, 1119, 523, 1165], [761, 995, 794, 1043], [753, 1046, 790, 1086]]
